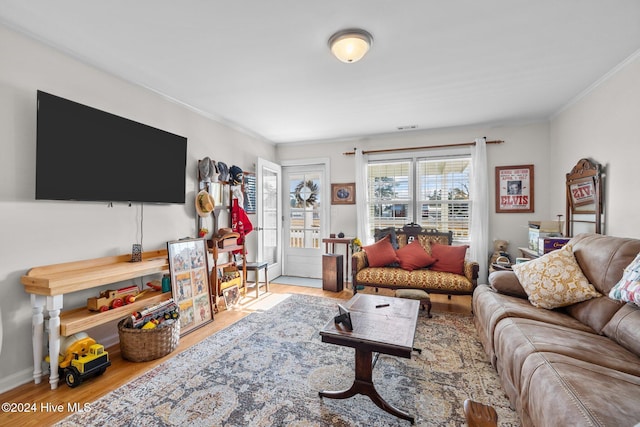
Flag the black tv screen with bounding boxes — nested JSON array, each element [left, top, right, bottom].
[[36, 90, 187, 204]]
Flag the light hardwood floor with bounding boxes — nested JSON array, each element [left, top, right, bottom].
[[0, 283, 471, 426]]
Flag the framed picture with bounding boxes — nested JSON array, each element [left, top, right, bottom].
[[334, 304, 353, 331], [569, 179, 596, 208], [222, 285, 240, 309], [331, 183, 356, 205], [495, 165, 534, 213], [167, 238, 214, 335]]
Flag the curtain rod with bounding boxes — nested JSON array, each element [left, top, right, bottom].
[[343, 139, 504, 155]]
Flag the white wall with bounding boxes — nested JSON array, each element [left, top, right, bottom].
[[0, 24, 275, 391], [277, 121, 552, 260], [550, 54, 640, 238]]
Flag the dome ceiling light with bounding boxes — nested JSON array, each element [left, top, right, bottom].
[[328, 28, 373, 63]]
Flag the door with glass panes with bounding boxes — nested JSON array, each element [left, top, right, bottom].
[[283, 165, 325, 278]]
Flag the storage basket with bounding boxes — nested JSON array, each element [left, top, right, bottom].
[[117, 317, 180, 362]]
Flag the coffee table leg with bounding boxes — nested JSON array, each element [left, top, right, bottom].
[[319, 349, 415, 424]]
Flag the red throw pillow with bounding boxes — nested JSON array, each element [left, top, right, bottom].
[[362, 235, 400, 267], [396, 240, 437, 271], [430, 243, 468, 275]]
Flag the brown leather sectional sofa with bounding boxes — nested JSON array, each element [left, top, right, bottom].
[[473, 233, 640, 426]]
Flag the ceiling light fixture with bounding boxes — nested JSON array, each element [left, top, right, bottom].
[[328, 28, 373, 63]]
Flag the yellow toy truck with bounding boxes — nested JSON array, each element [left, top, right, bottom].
[[50, 333, 111, 388]]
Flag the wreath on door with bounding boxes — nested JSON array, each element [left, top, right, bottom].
[[294, 180, 319, 208]]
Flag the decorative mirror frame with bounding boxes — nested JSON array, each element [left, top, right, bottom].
[[565, 158, 603, 236]]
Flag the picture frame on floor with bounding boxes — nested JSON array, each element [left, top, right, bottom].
[[222, 285, 240, 309], [167, 237, 214, 335]]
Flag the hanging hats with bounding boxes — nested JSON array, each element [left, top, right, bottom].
[[213, 227, 240, 240], [229, 165, 243, 185], [217, 162, 229, 182], [195, 190, 215, 217], [198, 157, 219, 183]]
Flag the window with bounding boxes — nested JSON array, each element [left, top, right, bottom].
[[368, 155, 471, 242]]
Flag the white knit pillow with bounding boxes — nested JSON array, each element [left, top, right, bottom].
[[512, 244, 600, 309]]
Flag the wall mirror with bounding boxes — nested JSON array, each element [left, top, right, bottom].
[[565, 158, 604, 236]]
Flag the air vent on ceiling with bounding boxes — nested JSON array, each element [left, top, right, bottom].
[[397, 125, 418, 131]]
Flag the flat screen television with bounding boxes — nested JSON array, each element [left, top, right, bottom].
[[36, 90, 187, 204]]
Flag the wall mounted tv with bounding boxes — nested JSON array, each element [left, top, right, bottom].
[[36, 90, 187, 204]]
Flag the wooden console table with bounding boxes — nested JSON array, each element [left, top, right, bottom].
[[21, 250, 171, 390]]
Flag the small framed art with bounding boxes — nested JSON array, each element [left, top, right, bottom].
[[495, 165, 534, 213], [222, 285, 240, 309], [331, 183, 356, 205], [167, 238, 214, 335]]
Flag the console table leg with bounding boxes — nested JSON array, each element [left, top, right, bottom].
[[47, 295, 63, 390], [30, 295, 45, 385], [319, 349, 414, 424]]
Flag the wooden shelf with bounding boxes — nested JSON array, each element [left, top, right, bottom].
[[21, 250, 169, 296], [60, 290, 171, 336], [23, 248, 174, 389]]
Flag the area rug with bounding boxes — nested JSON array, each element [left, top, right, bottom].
[[56, 294, 519, 426]]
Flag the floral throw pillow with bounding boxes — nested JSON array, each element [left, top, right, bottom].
[[511, 244, 600, 309], [609, 252, 640, 306]]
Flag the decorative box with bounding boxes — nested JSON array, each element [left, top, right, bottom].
[[538, 237, 571, 255], [528, 221, 563, 253]]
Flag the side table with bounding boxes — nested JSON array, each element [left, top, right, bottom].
[[322, 237, 352, 286]]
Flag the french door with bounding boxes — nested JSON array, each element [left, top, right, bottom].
[[282, 162, 328, 278], [257, 158, 282, 280]]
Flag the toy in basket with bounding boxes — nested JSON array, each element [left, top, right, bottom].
[[118, 299, 181, 362]]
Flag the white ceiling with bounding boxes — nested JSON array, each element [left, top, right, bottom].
[[1, 1, 639, 144]]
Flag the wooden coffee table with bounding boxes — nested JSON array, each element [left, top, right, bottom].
[[319, 293, 420, 424]]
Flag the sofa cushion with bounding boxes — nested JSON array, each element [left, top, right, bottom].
[[512, 244, 600, 309], [602, 303, 640, 356], [564, 296, 624, 335], [396, 240, 437, 271], [488, 271, 527, 298], [430, 243, 468, 275], [355, 267, 473, 293], [362, 235, 399, 267], [608, 252, 640, 306], [570, 233, 640, 294], [472, 285, 595, 366], [519, 352, 640, 427]]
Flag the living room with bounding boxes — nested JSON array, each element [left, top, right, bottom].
[[1, 2, 640, 426]]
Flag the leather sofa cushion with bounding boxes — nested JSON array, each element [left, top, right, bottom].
[[564, 296, 625, 334], [519, 352, 640, 427], [570, 233, 640, 294], [494, 318, 640, 396], [472, 285, 594, 365], [602, 302, 640, 356], [488, 271, 527, 298]]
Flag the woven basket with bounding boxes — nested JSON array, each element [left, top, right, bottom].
[[117, 317, 180, 362]]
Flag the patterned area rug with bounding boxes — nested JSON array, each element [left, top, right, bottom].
[[56, 294, 519, 426]]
